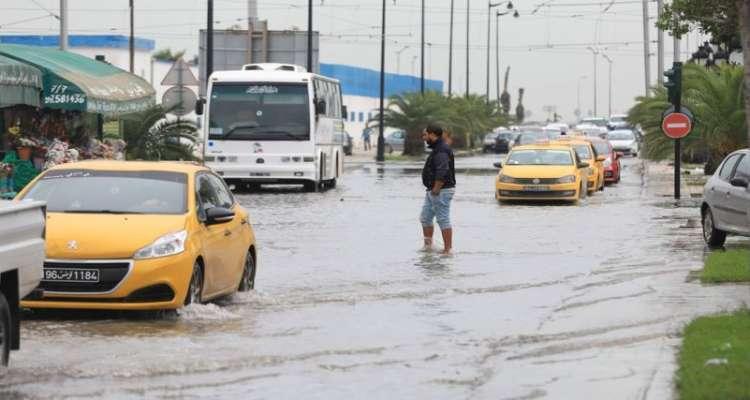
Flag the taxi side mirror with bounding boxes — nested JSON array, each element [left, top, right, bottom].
[[596, 155, 606, 162], [205, 207, 235, 225], [577, 162, 590, 169], [615, 152, 624, 159], [493, 162, 503, 169]]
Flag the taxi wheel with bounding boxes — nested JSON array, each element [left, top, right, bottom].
[[0, 294, 10, 367], [184, 263, 204, 306], [238, 251, 256, 291], [579, 182, 587, 199]]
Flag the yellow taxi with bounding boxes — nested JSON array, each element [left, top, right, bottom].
[[16, 161, 257, 310], [495, 144, 590, 203], [550, 138, 605, 194]]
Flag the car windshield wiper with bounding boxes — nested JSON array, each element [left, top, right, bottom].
[[221, 122, 261, 139]]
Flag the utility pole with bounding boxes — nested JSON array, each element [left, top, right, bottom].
[[206, 0, 214, 84], [466, 0, 470, 97], [129, 0, 134, 73], [307, 0, 313, 72], [602, 53, 613, 117], [395, 45, 410, 74], [587, 46, 599, 116], [377, 0, 386, 162], [420, 0, 425, 93], [674, 35, 681, 62], [656, 0, 664, 85], [495, 11, 500, 103], [448, 0, 454, 96], [641, 0, 651, 96], [59, 0, 68, 50]]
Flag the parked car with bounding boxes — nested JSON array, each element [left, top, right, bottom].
[[0, 200, 45, 366], [494, 144, 590, 203], [607, 114, 631, 130], [17, 161, 258, 310], [607, 129, 639, 157], [482, 132, 501, 153], [587, 137, 621, 184], [701, 149, 750, 247], [343, 132, 353, 156], [384, 130, 406, 154], [493, 131, 518, 153]]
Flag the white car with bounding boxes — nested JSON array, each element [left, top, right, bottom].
[[702, 149, 750, 246], [607, 129, 639, 157]]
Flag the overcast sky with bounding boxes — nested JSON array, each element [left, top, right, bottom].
[[2, 0, 708, 122]]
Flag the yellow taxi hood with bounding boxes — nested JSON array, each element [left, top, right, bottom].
[[501, 165, 577, 179], [45, 213, 187, 259]]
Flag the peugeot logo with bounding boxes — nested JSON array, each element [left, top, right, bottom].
[[533, 178, 541, 184], [67, 240, 79, 250]]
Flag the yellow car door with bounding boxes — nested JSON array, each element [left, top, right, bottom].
[[195, 173, 233, 297], [202, 174, 247, 293]]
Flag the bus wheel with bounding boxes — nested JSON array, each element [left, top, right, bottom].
[[0, 293, 11, 367], [303, 181, 318, 192]]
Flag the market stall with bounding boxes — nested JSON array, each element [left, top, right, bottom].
[[0, 44, 155, 197]]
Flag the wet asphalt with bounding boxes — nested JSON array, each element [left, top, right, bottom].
[[2, 155, 749, 399]]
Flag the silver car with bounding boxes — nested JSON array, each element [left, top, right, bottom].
[[702, 149, 750, 246]]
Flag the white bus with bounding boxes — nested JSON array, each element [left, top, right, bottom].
[[197, 63, 346, 192]]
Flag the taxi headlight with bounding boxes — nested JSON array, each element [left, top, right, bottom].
[[557, 175, 576, 183], [603, 157, 612, 167], [498, 174, 515, 183], [134, 230, 188, 260]]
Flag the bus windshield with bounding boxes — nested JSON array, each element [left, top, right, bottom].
[[208, 83, 310, 141]]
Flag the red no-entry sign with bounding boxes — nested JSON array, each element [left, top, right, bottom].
[[662, 112, 692, 139]]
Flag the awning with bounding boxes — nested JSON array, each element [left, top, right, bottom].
[[0, 54, 42, 108], [0, 44, 155, 116]]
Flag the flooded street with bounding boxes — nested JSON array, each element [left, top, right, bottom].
[[3, 155, 749, 399]]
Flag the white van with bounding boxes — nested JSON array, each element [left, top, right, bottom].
[[198, 63, 346, 192]]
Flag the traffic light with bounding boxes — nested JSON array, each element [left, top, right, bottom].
[[664, 62, 683, 108]]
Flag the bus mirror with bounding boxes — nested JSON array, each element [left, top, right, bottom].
[[342, 105, 348, 117], [195, 98, 206, 115], [316, 99, 327, 115]]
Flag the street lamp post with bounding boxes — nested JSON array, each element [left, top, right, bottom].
[[495, 9, 518, 103], [420, 0, 425, 93], [206, 0, 214, 84], [376, 0, 386, 162], [602, 53, 613, 118], [486, 1, 514, 103], [448, 0, 454, 96], [466, 0, 470, 97], [129, 0, 134, 73], [586, 46, 599, 116], [307, 0, 313, 72]]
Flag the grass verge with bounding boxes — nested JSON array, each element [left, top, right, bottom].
[[700, 249, 750, 283], [677, 310, 750, 400]]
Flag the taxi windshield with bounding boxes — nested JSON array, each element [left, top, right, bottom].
[[506, 150, 574, 166], [573, 145, 593, 160]]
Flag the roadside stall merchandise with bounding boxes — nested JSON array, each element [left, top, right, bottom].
[[0, 44, 155, 198]]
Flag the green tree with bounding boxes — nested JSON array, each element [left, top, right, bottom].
[[371, 91, 508, 155], [657, 0, 750, 148], [121, 106, 199, 161], [629, 64, 746, 171], [152, 48, 186, 62]]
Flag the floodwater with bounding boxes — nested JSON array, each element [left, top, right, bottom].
[[2, 156, 749, 399]]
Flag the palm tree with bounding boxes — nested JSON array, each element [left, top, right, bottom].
[[371, 91, 508, 155], [628, 63, 746, 172], [371, 91, 451, 155], [121, 106, 200, 161]]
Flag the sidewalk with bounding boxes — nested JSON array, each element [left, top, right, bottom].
[[643, 159, 706, 200]]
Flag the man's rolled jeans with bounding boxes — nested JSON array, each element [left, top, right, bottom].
[[420, 188, 455, 230]]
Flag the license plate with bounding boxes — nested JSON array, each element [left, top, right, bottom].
[[523, 185, 550, 192], [42, 268, 100, 283]]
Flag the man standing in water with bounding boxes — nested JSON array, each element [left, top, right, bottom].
[[420, 124, 456, 254]]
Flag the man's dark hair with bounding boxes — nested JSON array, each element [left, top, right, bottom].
[[425, 124, 443, 136]]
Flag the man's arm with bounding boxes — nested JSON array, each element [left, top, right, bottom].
[[431, 152, 449, 196]]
